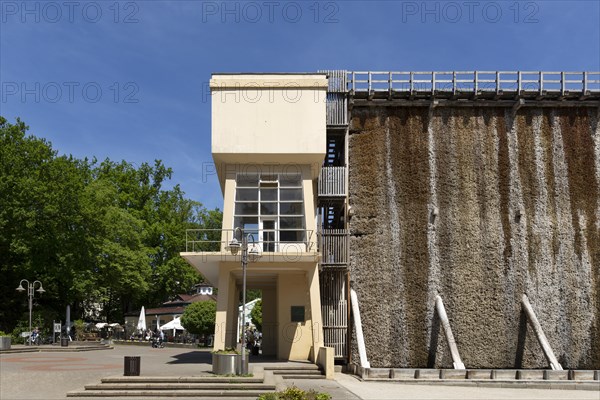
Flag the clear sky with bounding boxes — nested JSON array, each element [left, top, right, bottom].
[[1, 0, 599, 209]]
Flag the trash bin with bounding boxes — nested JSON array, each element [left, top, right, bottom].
[[124, 356, 141, 376], [60, 338, 69, 347]]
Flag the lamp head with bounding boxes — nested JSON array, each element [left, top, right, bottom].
[[248, 245, 261, 262], [36, 285, 45, 294], [226, 238, 241, 255], [16, 285, 25, 292]]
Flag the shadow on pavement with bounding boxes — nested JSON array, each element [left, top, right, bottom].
[[167, 351, 212, 364]]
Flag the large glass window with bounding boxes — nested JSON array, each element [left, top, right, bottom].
[[233, 173, 306, 250]]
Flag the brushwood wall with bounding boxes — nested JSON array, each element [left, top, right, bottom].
[[348, 105, 599, 369]]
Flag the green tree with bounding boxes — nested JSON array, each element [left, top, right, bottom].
[[0, 116, 223, 333], [250, 299, 262, 332], [180, 301, 217, 336]]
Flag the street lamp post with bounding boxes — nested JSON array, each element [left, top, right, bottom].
[[16, 279, 45, 346], [226, 227, 261, 374]]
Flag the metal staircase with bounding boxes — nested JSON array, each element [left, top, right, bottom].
[[317, 70, 350, 361]]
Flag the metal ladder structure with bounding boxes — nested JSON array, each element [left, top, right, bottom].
[[317, 70, 350, 361]]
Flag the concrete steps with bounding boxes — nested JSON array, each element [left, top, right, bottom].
[[265, 364, 326, 380], [67, 389, 269, 397], [67, 369, 283, 398], [0, 343, 112, 353]]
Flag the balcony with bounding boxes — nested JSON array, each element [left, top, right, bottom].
[[182, 229, 320, 285], [318, 166, 347, 198]]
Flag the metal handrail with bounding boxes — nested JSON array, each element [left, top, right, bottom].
[[348, 71, 600, 95]]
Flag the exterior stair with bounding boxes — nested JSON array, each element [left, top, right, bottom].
[[264, 364, 326, 380], [67, 367, 285, 398]]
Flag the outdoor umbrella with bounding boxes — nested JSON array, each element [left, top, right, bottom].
[[137, 306, 146, 333], [159, 317, 184, 331]]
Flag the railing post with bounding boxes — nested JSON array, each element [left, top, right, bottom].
[[452, 71, 456, 95], [561, 71, 566, 95], [496, 71, 500, 94]]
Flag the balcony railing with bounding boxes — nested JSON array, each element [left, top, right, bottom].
[[318, 166, 347, 197], [347, 71, 600, 99], [185, 229, 316, 254], [318, 229, 348, 267]]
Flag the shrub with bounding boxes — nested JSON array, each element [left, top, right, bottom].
[[212, 347, 241, 355], [256, 387, 331, 400]]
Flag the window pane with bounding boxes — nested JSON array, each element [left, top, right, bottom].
[[235, 202, 258, 215], [280, 174, 302, 187], [280, 217, 304, 229], [233, 217, 258, 234], [260, 203, 277, 215], [280, 202, 303, 215], [260, 174, 277, 182], [236, 189, 258, 201], [280, 231, 306, 242], [280, 188, 302, 201], [263, 220, 275, 230], [260, 188, 277, 201], [236, 174, 259, 187]]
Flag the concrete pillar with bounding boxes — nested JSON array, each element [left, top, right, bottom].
[[277, 272, 313, 360], [261, 286, 277, 357], [213, 266, 231, 351]]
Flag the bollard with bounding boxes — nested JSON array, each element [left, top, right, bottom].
[[124, 356, 141, 376]]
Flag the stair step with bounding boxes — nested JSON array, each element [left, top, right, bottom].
[[67, 390, 267, 397], [272, 370, 322, 375], [101, 377, 263, 384], [264, 365, 320, 371], [86, 383, 276, 391], [281, 374, 326, 380]]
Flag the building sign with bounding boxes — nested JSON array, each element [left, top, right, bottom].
[[291, 306, 305, 323]]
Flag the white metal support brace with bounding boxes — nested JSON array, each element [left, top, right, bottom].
[[350, 288, 370, 369], [521, 294, 563, 370], [435, 295, 466, 369]]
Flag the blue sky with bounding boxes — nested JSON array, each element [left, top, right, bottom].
[[1, 0, 599, 209]]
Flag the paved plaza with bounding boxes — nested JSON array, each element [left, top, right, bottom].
[[1, 344, 598, 400]]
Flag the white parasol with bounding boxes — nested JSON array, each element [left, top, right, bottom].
[[137, 306, 146, 333], [159, 317, 184, 331]]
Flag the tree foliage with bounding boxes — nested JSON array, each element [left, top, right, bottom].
[[0, 117, 222, 332], [180, 301, 216, 336], [250, 299, 262, 332]]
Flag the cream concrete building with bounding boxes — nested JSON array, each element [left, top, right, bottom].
[[181, 73, 331, 362]]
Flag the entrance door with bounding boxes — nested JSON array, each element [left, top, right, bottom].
[[260, 218, 277, 252]]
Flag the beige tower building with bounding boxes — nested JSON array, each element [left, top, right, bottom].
[[181, 73, 331, 362]]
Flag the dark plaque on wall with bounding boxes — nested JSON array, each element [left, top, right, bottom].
[[291, 306, 305, 322]]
